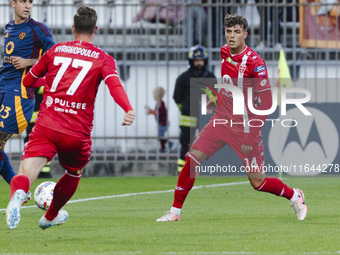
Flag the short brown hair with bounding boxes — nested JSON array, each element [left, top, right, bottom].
[[12, 0, 34, 2], [74, 6, 97, 34], [224, 14, 248, 31]]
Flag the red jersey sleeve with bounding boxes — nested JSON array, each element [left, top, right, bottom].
[[23, 51, 49, 87], [243, 57, 273, 146], [102, 55, 133, 112], [251, 60, 271, 93]]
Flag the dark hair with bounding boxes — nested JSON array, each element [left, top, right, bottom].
[[74, 6, 97, 34], [224, 14, 248, 31], [12, 0, 34, 2]]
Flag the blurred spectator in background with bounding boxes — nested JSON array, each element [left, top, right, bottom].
[[255, 0, 283, 50], [173, 45, 216, 174], [146, 87, 173, 153], [316, 0, 337, 27], [211, 0, 240, 47], [132, 0, 184, 26], [183, 0, 208, 46], [255, 0, 299, 50]]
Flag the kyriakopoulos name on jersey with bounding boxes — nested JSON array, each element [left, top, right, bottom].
[[54, 45, 100, 58], [46, 96, 87, 110]]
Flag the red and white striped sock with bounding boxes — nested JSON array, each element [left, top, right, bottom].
[[254, 177, 294, 200]]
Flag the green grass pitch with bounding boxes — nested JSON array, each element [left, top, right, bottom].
[[0, 176, 339, 254]]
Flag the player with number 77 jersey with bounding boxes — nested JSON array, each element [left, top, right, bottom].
[[23, 40, 133, 137], [5, 6, 135, 230]]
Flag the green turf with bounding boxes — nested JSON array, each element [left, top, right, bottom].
[[0, 176, 339, 255]]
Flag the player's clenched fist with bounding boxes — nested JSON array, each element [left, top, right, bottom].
[[122, 110, 135, 126]]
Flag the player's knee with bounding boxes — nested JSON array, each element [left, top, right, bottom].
[[190, 149, 207, 162], [249, 178, 265, 189], [67, 168, 83, 176]]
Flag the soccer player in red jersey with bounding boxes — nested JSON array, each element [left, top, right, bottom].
[[5, 6, 135, 230], [157, 14, 307, 222]]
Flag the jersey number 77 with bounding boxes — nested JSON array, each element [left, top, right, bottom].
[[51, 56, 92, 95]]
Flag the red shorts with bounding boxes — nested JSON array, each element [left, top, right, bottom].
[[191, 120, 264, 172], [22, 124, 92, 172]]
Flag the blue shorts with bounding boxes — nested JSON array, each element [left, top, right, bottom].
[[0, 93, 35, 134], [158, 125, 167, 137]]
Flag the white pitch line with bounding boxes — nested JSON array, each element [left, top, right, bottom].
[[0, 181, 249, 211]]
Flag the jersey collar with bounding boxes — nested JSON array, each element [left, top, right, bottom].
[[230, 45, 248, 57], [25, 16, 31, 23]]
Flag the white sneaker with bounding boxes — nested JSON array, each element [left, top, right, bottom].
[[39, 210, 68, 230], [291, 188, 307, 220], [5, 190, 28, 230], [156, 211, 180, 222]]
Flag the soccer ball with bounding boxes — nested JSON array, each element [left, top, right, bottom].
[[34, 181, 56, 210]]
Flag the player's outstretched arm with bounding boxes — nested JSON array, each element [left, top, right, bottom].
[[145, 106, 156, 115], [122, 110, 135, 126], [105, 75, 135, 124], [23, 70, 45, 88], [23, 53, 48, 87]]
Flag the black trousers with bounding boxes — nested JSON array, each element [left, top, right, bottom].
[[179, 126, 197, 160]]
